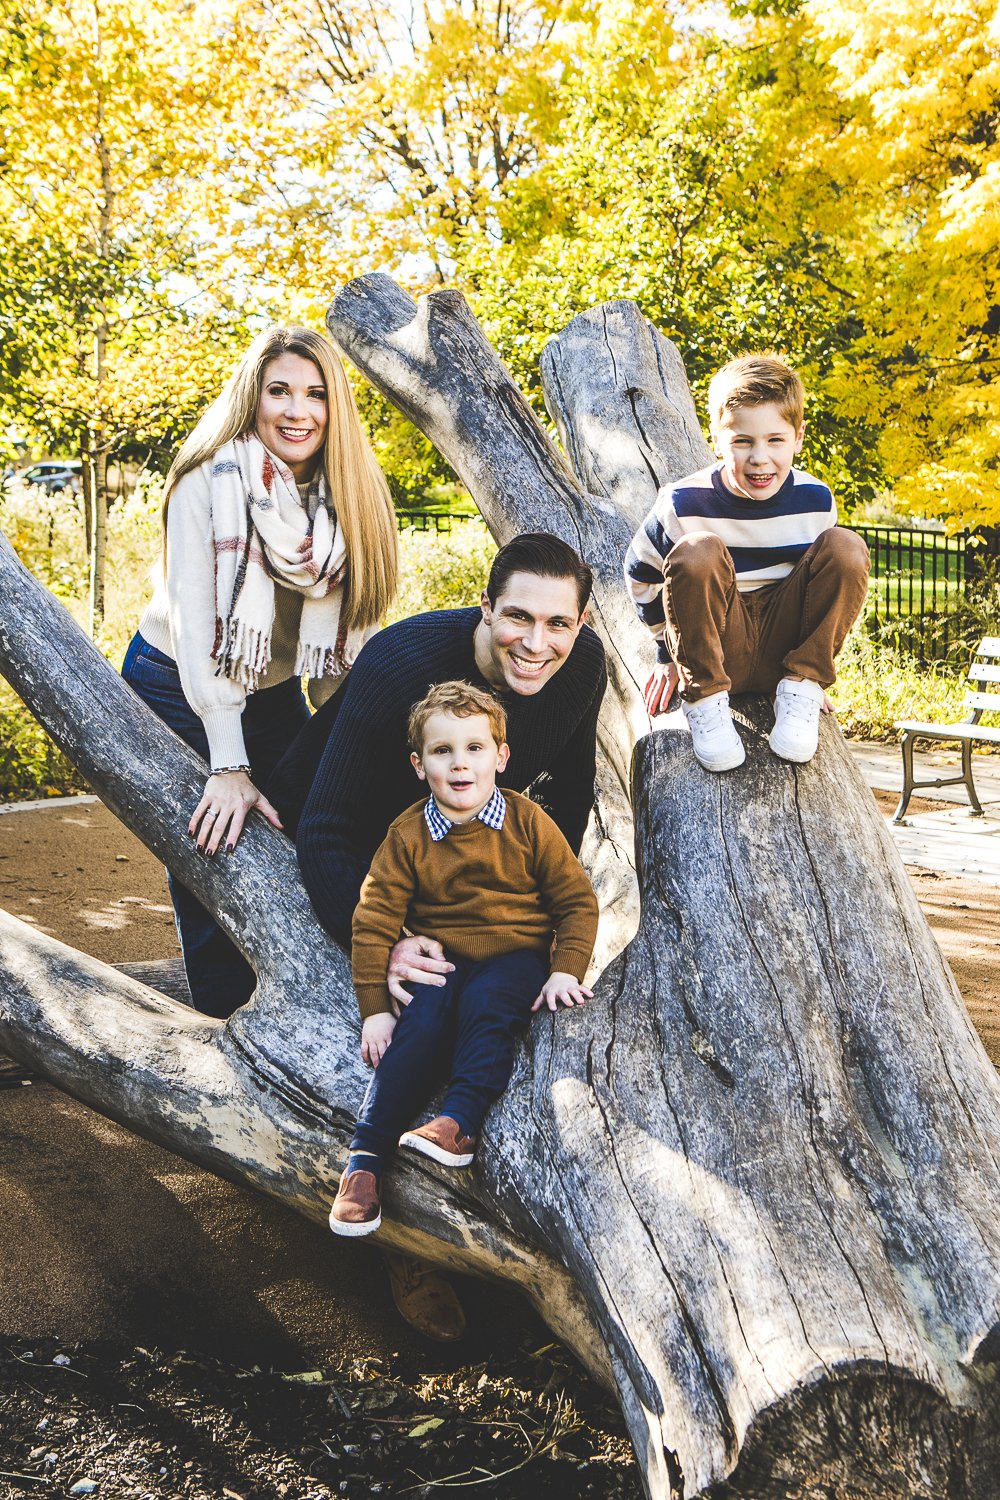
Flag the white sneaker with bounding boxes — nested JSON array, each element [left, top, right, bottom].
[[770, 677, 825, 763], [681, 691, 745, 772]]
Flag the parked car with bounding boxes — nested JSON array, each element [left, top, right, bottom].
[[12, 460, 83, 495]]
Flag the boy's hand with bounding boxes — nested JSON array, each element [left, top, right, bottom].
[[531, 971, 594, 1013], [387, 934, 455, 1011], [361, 1012, 397, 1068], [644, 662, 680, 717]]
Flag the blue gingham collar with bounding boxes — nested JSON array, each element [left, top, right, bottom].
[[424, 785, 507, 841]]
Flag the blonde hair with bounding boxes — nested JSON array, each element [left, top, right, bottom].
[[408, 681, 507, 756], [708, 353, 805, 433], [163, 325, 398, 630]]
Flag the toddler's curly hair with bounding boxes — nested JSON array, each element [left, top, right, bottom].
[[408, 680, 507, 755]]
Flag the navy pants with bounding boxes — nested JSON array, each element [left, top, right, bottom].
[[352, 948, 549, 1159], [122, 633, 310, 1018]]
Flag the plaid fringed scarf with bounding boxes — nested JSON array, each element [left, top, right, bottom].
[[210, 434, 365, 689]]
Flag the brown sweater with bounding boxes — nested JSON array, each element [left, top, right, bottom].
[[352, 789, 599, 1019]]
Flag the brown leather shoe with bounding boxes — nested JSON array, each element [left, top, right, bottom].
[[399, 1114, 477, 1167], [328, 1168, 381, 1237], [384, 1251, 466, 1342]]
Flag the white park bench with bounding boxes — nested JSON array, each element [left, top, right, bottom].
[[894, 636, 1000, 822]]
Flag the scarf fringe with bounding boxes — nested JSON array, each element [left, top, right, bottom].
[[214, 617, 272, 690], [295, 638, 356, 679]]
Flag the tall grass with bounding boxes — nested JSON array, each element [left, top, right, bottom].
[[391, 520, 495, 622], [829, 626, 966, 739], [0, 481, 163, 800]]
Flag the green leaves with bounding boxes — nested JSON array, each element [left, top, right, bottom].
[[0, 0, 256, 466], [406, 1417, 445, 1437], [0, 0, 996, 528]]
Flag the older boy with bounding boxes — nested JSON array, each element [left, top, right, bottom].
[[329, 681, 598, 1236], [624, 353, 870, 771]]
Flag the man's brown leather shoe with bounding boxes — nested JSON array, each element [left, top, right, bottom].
[[399, 1114, 477, 1167], [384, 1251, 466, 1341], [328, 1168, 381, 1236]]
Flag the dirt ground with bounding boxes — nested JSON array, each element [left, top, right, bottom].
[[869, 787, 1000, 1065], [0, 792, 998, 1498]]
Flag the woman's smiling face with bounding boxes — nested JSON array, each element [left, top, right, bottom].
[[254, 353, 328, 481]]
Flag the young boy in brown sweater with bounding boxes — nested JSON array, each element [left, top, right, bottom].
[[329, 680, 599, 1237]]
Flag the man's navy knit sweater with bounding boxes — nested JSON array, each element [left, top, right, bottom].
[[274, 607, 607, 947]]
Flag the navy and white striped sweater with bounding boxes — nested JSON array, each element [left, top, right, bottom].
[[624, 463, 836, 661]]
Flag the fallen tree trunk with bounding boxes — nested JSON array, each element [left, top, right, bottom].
[[1, 279, 999, 1497]]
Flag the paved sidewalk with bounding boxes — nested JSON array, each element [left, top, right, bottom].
[[850, 740, 1000, 887]]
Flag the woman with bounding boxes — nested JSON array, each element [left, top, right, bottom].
[[123, 325, 398, 1017]]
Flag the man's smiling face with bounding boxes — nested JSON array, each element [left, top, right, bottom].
[[474, 571, 585, 697], [713, 399, 804, 502]]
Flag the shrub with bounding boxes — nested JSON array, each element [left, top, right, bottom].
[[390, 520, 496, 621], [0, 687, 88, 801], [830, 623, 966, 741]]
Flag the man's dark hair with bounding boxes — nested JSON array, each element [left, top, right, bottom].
[[485, 532, 593, 615]]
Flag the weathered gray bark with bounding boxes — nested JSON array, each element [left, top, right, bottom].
[[540, 299, 714, 532], [1, 278, 1000, 1498]]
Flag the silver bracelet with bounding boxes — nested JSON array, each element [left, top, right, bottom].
[[211, 764, 251, 775]]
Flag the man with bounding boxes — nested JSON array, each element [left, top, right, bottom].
[[271, 532, 607, 1338]]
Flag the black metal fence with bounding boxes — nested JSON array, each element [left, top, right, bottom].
[[396, 509, 485, 534], [845, 523, 970, 662], [397, 510, 981, 663]]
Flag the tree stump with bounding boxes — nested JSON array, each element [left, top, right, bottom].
[[1, 280, 999, 1498]]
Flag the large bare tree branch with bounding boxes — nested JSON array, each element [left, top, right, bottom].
[[1, 278, 999, 1497]]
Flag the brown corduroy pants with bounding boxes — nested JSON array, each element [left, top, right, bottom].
[[662, 526, 871, 702]]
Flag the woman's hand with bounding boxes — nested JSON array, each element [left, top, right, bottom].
[[189, 770, 284, 856], [644, 661, 680, 717]]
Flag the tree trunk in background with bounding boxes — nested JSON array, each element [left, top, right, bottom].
[[87, 438, 107, 634], [1, 277, 1000, 1499], [81, 443, 94, 561]]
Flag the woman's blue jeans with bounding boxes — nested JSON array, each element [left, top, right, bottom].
[[122, 633, 310, 1017]]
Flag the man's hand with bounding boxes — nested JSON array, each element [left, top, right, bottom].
[[361, 1012, 397, 1068], [531, 971, 594, 1013], [821, 692, 835, 715], [387, 934, 455, 1012], [644, 661, 680, 717]]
